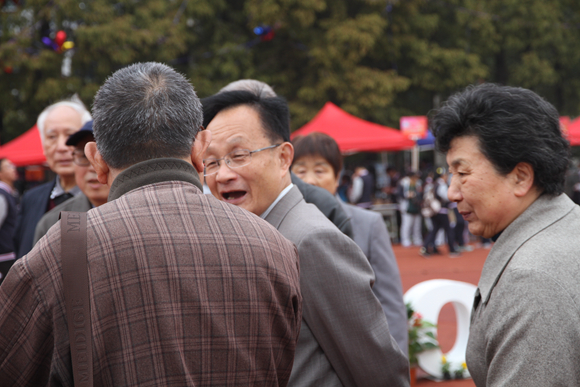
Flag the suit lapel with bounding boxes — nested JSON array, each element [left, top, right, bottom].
[[264, 186, 303, 229], [478, 193, 576, 303]]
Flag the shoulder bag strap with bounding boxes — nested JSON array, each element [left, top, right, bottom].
[[61, 211, 93, 387]]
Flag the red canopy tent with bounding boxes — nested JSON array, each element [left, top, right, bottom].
[[567, 117, 580, 146], [0, 125, 46, 167], [291, 102, 415, 153]]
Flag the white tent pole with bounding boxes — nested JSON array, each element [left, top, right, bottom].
[[412, 145, 419, 172]]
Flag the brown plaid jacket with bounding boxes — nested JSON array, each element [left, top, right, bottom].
[[0, 159, 302, 386]]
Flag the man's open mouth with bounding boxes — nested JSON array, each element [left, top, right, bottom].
[[222, 191, 246, 201]]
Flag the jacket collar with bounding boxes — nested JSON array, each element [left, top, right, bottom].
[[264, 185, 304, 229], [108, 158, 203, 201], [478, 193, 576, 304]]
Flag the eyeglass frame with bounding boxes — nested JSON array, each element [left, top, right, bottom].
[[203, 143, 282, 176], [72, 149, 91, 167]]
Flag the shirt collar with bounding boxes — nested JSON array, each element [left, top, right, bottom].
[[260, 183, 294, 219], [108, 158, 203, 201], [50, 176, 81, 199]]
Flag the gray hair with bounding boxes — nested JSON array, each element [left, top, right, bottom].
[[37, 97, 92, 144], [219, 79, 277, 98], [92, 62, 203, 169]]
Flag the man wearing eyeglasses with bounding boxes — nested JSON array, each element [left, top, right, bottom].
[[202, 90, 410, 387], [32, 120, 109, 244]]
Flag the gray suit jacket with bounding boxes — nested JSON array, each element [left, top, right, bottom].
[[339, 200, 408, 356], [265, 186, 409, 387], [467, 194, 580, 386], [33, 193, 92, 245]]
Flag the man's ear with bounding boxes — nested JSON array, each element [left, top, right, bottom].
[[511, 162, 536, 197], [191, 129, 212, 174], [85, 142, 110, 186], [279, 142, 294, 173]]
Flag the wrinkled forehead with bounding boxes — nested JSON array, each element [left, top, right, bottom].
[[44, 106, 82, 133], [206, 106, 270, 155]]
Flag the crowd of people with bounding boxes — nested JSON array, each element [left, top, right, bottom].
[[0, 62, 578, 387]]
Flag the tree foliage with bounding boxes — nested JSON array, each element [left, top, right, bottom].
[[1, 0, 580, 143]]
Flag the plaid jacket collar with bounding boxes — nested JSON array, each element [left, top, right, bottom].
[[108, 158, 203, 201]]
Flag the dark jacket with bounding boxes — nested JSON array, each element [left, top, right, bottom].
[[291, 173, 353, 239], [13, 180, 55, 258], [0, 188, 17, 254]]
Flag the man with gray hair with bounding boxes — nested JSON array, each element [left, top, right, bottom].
[[0, 62, 302, 386], [13, 98, 91, 257]]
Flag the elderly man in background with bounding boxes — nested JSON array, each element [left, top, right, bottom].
[[291, 132, 408, 357], [13, 99, 91, 257], [0, 62, 302, 385], [0, 158, 18, 284], [33, 120, 109, 244], [202, 89, 409, 387], [433, 83, 578, 386]]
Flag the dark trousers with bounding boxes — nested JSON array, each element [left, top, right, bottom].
[[424, 213, 456, 253], [453, 207, 465, 247]]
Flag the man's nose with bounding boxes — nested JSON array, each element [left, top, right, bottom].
[[87, 160, 96, 173], [214, 161, 237, 183], [56, 134, 72, 152]]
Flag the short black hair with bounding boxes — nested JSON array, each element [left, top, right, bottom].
[[292, 132, 343, 177], [202, 90, 290, 143], [92, 62, 203, 169], [431, 83, 569, 196]]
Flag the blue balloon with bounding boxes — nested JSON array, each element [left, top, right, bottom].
[[254, 26, 263, 35]]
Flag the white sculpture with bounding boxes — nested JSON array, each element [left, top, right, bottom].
[[404, 279, 477, 379]]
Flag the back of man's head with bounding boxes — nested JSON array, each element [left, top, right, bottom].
[[202, 90, 290, 143], [92, 62, 203, 170]]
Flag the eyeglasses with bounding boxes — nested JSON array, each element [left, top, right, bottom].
[[73, 150, 91, 167], [203, 144, 281, 176]]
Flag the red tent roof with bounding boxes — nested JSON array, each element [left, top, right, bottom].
[[0, 125, 46, 167], [291, 102, 415, 153], [567, 117, 580, 146]]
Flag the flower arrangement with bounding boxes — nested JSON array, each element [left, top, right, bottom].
[[406, 302, 439, 366], [441, 356, 468, 380]]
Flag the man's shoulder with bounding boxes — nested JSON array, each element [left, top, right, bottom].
[[279, 199, 350, 245], [107, 182, 293, 248], [21, 181, 54, 203], [346, 203, 382, 224]]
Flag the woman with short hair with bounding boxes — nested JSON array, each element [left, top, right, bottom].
[[433, 83, 577, 386]]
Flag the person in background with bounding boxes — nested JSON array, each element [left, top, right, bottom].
[[0, 158, 18, 284], [337, 171, 352, 202], [292, 132, 408, 356], [420, 171, 460, 258], [33, 121, 109, 244], [202, 89, 409, 387], [384, 166, 400, 203], [398, 171, 423, 248], [13, 99, 91, 257], [349, 165, 374, 208]]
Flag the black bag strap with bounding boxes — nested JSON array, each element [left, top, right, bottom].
[[61, 211, 93, 387]]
